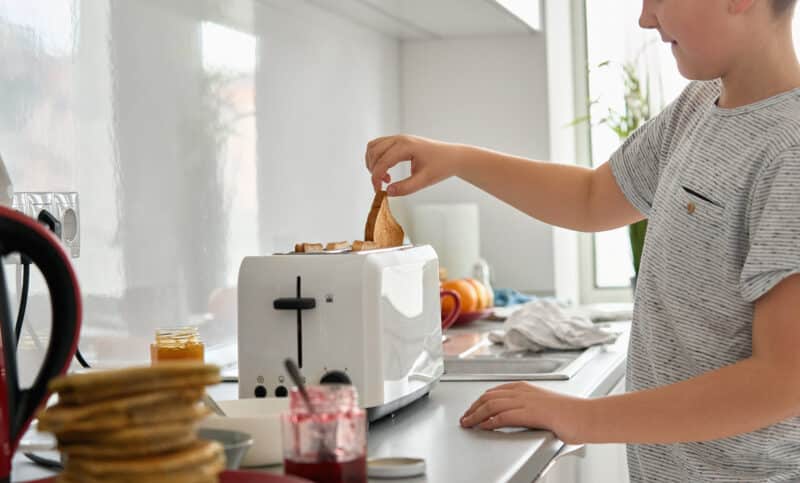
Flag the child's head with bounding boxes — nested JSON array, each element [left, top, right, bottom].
[[639, 0, 797, 80]]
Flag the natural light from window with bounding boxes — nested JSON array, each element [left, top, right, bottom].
[[584, 1, 800, 289], [586, 0, 687, 288], [200, 22, 258, 286], [0, 1, 78, 56]]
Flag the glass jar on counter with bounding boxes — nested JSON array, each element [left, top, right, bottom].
[[282, 384, 367, 483], [150, 327, 205, 363]]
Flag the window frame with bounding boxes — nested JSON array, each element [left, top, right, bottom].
[[574, 0, 634, 304]]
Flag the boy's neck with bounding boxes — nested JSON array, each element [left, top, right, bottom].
[[718, 27, 800, 109]]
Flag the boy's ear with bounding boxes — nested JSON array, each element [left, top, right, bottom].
[[728, 0, 757, 14]]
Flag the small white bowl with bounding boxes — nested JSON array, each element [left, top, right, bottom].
[[199, 398, 289, 467]]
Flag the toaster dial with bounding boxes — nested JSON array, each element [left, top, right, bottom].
[[320, 370, 351, 385]]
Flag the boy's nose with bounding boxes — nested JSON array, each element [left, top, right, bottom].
[[639, 0, 658, 29]]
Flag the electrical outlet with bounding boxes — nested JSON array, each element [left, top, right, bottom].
[[52, 192, 80, 258], [9, 191, 80, 258]]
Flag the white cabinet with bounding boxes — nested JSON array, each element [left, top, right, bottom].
[[495, 0, 542, 31], [305, 0, 542, 40], [537, 376, 630, 483]]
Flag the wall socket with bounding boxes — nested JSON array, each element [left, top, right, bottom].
[[12, 192, 80, 258]]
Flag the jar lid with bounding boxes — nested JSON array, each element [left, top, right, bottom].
[[154, 327, 201, 347], [367, 457, 426, 479]]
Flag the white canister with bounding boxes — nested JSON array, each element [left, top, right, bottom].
[[410, 203, 479, 280]]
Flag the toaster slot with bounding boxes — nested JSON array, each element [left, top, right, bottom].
[[273, 275, 316, 368]]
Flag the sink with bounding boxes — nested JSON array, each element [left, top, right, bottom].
[[441, 331, 602, 381]]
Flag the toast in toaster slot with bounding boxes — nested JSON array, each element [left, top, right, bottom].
[[294, 242, 324, 253], [325, 241, 351, 251], [352, 240, 378, 251]]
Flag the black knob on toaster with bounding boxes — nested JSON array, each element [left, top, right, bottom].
[[320, 370, 351, 385]]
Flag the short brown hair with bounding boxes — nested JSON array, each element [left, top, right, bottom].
[[773, 0, 797, 15]]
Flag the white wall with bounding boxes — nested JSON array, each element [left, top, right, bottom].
[[398, 35, 553, 293], [0, 0, 400, 372], [0, 0, 556, 378]]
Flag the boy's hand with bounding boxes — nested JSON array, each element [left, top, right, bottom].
[[460, 382, 583, 443], [365, 135, 460, 195]]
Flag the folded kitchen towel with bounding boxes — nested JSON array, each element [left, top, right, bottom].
[[488, 299, 620, 352]]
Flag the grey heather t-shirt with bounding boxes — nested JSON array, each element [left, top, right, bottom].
[[610, 80, 800, 482]]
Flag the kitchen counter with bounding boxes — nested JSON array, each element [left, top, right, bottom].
[[360, 321, 629, 483], [11, 321, 629, 483]]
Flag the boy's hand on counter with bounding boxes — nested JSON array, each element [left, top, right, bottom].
[[365, 134, 462, 196], [460, 382, 583, 443]]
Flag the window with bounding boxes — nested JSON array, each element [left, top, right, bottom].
[[577, 2, 800, 302], [579, 0, 688, 301], [580, 2, 800, 300]]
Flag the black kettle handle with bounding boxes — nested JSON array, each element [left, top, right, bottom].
[[0, 206, 81, 450]]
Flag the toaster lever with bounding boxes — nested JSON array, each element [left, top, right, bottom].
[[273, 298, 316, 310]]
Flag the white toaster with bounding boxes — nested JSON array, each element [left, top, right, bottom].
[[237, 245, 444, 420]]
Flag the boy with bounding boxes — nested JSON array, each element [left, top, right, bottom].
[[365, 0, 800, 480]]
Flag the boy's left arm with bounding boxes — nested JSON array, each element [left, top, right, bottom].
[[460, 273, 800, 444]]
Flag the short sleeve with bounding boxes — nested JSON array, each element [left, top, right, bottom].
[[609, 100, 676, 217], [739, 148, 800, 302]]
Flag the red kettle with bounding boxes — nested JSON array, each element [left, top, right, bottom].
[[0, 205, 81, 482]]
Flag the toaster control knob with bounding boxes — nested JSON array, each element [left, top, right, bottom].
[[320, 370, 351, 385], [275, 385, 288, 398], [254, 385, 268, 398]]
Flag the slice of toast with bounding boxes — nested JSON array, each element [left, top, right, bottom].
[[294, 243, 324, 253], [324, 241, 350, 251], [364, 191, 404, 248], [352, 240, 378, 252]]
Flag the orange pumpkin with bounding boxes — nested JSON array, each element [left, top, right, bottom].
[[441, 279, 479, 313], [464, 278, 491, 310]]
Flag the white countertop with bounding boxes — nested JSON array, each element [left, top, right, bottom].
[[361, 321, 629, 483], [11, 321, 630, 483]]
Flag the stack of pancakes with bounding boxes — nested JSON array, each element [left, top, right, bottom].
[[38, 362, 224, 483]]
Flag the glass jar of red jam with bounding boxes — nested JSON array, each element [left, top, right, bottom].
[[281, 384, 367, 483]]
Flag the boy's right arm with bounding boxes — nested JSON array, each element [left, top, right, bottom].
[[365, 135, 644, 233]]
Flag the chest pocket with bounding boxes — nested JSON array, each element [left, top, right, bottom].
[[681, 184, 725, 232], [653, 179, 728, 301]]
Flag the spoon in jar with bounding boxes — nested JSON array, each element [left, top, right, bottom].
[[201, 392, 226, 417], [284, 358, 337, 462]]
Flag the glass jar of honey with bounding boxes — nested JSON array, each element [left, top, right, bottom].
[[150, 327, 205, 363]]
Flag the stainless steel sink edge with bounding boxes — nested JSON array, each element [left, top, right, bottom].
[[440, 373, 571, 381], [441, 342, 605, 382]]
